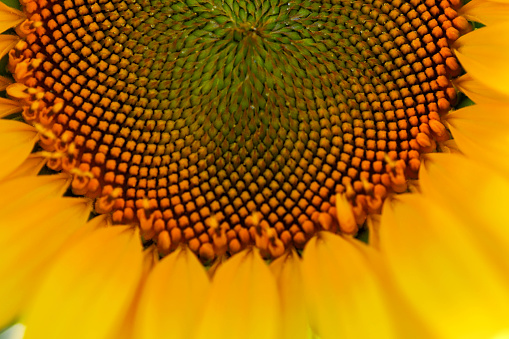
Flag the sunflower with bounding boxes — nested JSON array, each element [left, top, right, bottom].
[[1, 0, 509, 337]]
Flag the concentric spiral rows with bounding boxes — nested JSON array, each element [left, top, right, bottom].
[[10, 0, 468, 261]]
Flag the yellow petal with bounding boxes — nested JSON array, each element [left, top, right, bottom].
[[380, 192, 509, 338], [420, 153, 509, 261], [134, 246, 209, 339], [0, 75, 13, 91], [301, 232, 397, 339], [443, 103, 509, 175], [460, 0, 509, 25], [0, 97, 21, 118], [453, 23, 509, 96], [0, 3, 23, 34], [194, 249, 280, 339], [0, 35, 19, 59], [270, 250, 312, 339], [58, 214, 112, 252], [366, 214, 381, 250], [452, 74, 509, 104], [0, 119, 38, 181], [0, 174, 70, 214], [0, 197, 91, 328], [23, 226, 143, 339], [111, 246, 159, 339], [1, 153, 46, 182]]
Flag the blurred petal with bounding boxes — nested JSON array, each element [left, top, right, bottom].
[[23, 226, 143, 339], [270, 250, 312, 339], [0, 198, 91, 328], [380, 188, 509, 338], [460, 0, 509, 25], [420, 153, 509, 263], [194, 249, 280, 339], [0, 174, 70, 214], [134, 246, 209, 339], [366, 214, 381, 250], [112, 246, 159, 339], [1, 153, 46, 182], [59, 214, 112, 252], [0, 97, 22, 119], [444, 103, 509, 175], [0, 120, 38, 181], [452, 74, 509, 105], [0, 35, 19, 59], [0, 2, 24, 33], [0, 76, 13, 91], [453, 23, 509, 97], [301, 232, 396, 339]]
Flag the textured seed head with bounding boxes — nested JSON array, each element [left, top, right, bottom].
[[12, 0, 466, 261]]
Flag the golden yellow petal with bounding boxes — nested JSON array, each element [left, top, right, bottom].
[[420, 153, 509, 260], [453, 23, 509, 96], [112, 246, 159, 339], [23, 226, 143, 339], [0, 97, 21, 118], [133, 246, 209, 339], [0, 3, 24, 34], [366, 214, 381, 250], [0, 75, 13, 91], [1, 153, 46, 182], [0, 35, 19, 59], [443, 104, 509, 175], [380, 191, 509, 338], [195, 249, 280, 339], [453, 74, 509, 104], [0, 174, 70, 214], [0, 119, 38, 181], [460, 0, 509, 25], [0, 197, 91, 328], [301, 232, 396, 339], [270, 250, 312, 339], [57, 214, 112, 252]]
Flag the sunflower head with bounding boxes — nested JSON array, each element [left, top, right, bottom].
[[8, 0, 467, 261]]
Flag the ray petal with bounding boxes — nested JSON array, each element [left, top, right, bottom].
[[420, 153, 509, 258], [270, 250, 312, 339], [0, 153, 46, 182], [380, 190, 509, 338], [459, 0, 509, 25], [0, 197, 91, 328], [134, 246, 210, 339], [453, 74, 509, 104], [301, 232, 397, 339], [23, 226, 143, 339], [453, 23, 509, 97], [443, 103, 509, 175], [194, 249, 280, 339], [0, 2, 24, 34], [0, 97, 21, 118], [0, 35, 19, 59], [0, 75, 13, 91], [0, 173, 70, 213], [113, 246, 159, 339], [0, 119, 38, 181]]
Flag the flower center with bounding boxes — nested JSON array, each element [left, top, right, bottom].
[[10, 0, 466, 261]]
